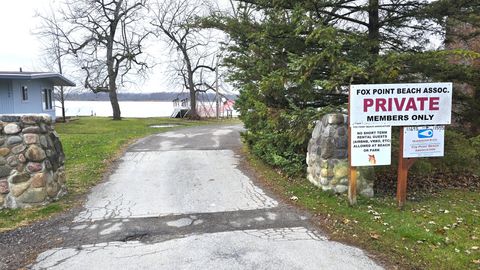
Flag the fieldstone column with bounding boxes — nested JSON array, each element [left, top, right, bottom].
[[0, 115, 66, 209], [306, 113, 375, 197]]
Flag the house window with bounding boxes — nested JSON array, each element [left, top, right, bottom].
[[22, 86, 28, 101], [43, 89, 53, 110]]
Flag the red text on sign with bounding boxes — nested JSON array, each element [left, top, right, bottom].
[[363, 97, 440, 112]]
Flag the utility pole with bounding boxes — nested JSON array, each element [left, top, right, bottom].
[[215, 59, 220, 119]]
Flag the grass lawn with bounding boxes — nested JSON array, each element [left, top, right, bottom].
[[246, 150, 480, 270], [0, 117, 237, 232]]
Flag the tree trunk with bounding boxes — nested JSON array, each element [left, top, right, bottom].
[[109, 78, 121, 120], [107, 45, 121, 120], [367, 0, 380, 82], [107, 0, 123, 120], [368, 0, 380, 56], [188, 77, 199, 119], [109, 93, 121, 120], [57, 47, 66, 122], [107, 13, 121, 120], [183, 49, 199, 120], [60, 86, 66, 122]]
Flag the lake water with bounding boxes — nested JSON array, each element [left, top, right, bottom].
[[57, 101, 238, 118]]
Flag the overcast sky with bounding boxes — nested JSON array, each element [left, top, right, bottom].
[[0, 0, 52, 72], [0, 0, 194, 93], [0, 1, 442, 94]]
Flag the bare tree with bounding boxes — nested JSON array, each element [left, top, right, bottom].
[[152, 0, 221, 119], [36, 8, 75, 122], [46, 0, 150, 120]]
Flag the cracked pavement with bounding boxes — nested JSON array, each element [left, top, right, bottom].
[[20, 124, 382, 269]]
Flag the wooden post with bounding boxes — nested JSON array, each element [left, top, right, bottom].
[[397, 127, 416, 209], [348, 145, 358, 205], [215, 59, 220, 119], [348, 86, 357, 205]]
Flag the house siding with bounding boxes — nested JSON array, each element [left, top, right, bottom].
[[0, 80, 14, 114], [0, 79, 56, 119]]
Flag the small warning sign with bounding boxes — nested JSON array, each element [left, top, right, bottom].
[[351, 125, 391, 166], [403, 126, 445, 158]]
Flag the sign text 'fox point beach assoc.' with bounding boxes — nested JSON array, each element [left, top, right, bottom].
[[350, 83, 453, 126]]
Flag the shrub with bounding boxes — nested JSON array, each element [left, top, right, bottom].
[[239, 101, 337, 176]]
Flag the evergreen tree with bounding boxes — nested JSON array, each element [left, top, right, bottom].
[[206, 0, 480, 174]]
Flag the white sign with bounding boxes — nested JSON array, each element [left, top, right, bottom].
[[350, 83, 452, 126], [351, 125, 391, 166], [403, 126, 445, 158]]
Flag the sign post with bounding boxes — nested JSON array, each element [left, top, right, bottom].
[[348, 127, 357, 205], [397, 127, 416, 208], [348, 88, 357, 205]]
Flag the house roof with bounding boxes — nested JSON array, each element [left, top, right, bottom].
[[0, 71, 76, 87]]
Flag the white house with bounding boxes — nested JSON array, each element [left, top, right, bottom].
[[0, 71, 75, 119]]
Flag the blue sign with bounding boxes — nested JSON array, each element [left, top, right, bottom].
[[418, 129, 433, 138]]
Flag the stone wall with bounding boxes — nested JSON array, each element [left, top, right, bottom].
[[306, 113, 374, 197], [0, 115, 66, 209]]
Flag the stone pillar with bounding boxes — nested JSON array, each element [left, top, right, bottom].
[[306, 113, 374, 197], [0, 115, 66, 209]]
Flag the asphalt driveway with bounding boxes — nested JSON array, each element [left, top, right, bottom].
[[28, 124, 382, 269]]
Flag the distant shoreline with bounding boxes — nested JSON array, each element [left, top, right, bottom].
[[56, 100, 239, 118], [67, 99, 177, 102], [66, 92, 237, 102]]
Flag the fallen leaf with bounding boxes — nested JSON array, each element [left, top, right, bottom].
[[370, 232, 380, 240]]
